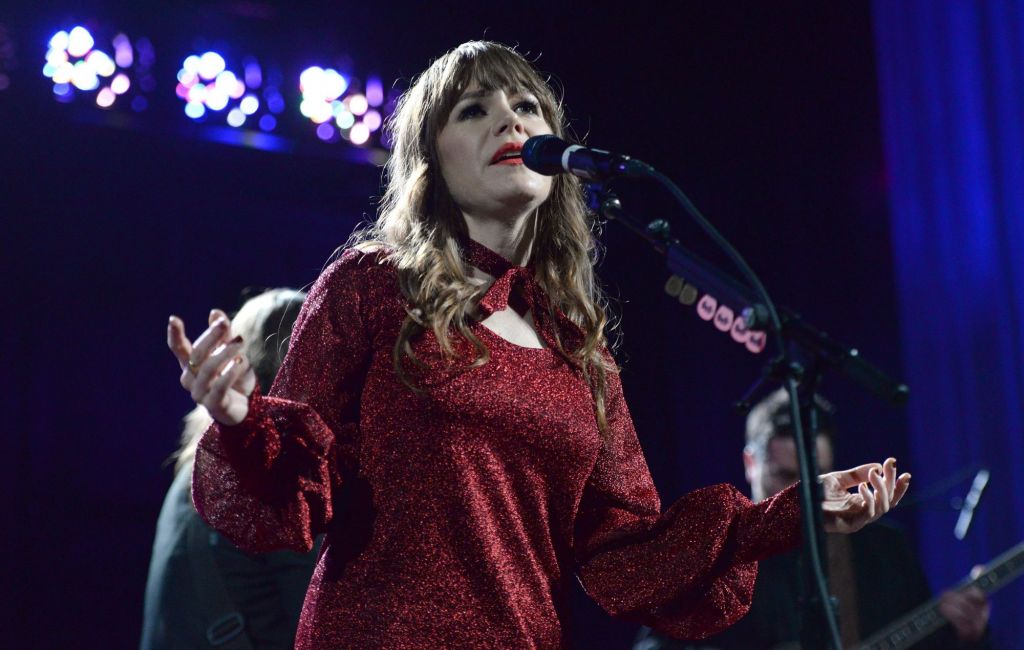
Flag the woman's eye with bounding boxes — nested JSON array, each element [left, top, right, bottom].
[[457, 103, 484, 120], [516, 100, 539, 114]]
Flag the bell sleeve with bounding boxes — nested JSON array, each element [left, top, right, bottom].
[[574, 367, 802, 640], [192, 250, 374, 554]]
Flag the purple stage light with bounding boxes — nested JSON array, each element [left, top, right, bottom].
[[300, 66, 393, 149], [44, 24, 153, 110], [316, 122, 336, 141], [178, 52, 276, 130], [366, 76, 384, 107]]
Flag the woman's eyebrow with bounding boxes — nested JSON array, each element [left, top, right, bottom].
[[455, 88, 491, 103]]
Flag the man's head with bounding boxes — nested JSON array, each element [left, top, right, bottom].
[[743, 388, 836, 502]]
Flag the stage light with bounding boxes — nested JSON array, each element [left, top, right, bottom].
[[182, 55, 200, 75], [363, 109, 382, 132], [184, 101, 205, 119], [44, 25, 153, 110], [316, 122, 336, 141], [67, 26, 94, 58], [96, 87, 116, 108], [336, 111, 355, 129], [50, 61, 73, 84], [348, 93, 368, 116], [49, 30, 70, 52], [258, 114, 276, 131], [111, 73, 130, 94], [206, 87, 230, 111], [243, 57, 261, 88], [267, 91, 285, 114], [366, 77, 384, 107], [113, 33, 133, 67], [187, 83, 206, 103], [85, 50, 115, 77], [350, 122, 370, 146], [71, 61, 100, 91], [176, 52, 279, 132], [239, 95, 259, 115], [299, 66, 394, 148], [198, 51, 226, 80]]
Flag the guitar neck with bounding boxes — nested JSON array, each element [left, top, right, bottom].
[[856, 541, 1024, 650]]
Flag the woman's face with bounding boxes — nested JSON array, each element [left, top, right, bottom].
[[435, 83, 554, 221]]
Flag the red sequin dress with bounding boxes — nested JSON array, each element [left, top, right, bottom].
[[192, 241, 801, 649]]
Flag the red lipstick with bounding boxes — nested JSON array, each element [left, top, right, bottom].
[[490, 141, 524, 165]]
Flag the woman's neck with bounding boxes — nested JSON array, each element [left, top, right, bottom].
[[462, 210, 536, 267]]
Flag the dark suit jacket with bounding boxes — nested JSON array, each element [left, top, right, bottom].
[[140, 467, 320, 650]]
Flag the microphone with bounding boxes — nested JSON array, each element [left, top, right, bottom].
[[522, 135, 652, 181]]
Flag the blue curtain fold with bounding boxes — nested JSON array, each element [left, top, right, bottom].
[[874, 1, 1024, 647]]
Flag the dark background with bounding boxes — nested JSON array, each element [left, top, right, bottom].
[[2, 2, 925, 647]]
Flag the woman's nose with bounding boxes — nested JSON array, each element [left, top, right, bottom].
[[494, 110, 526, 137]]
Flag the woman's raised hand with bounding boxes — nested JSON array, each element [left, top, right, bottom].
[[820, 457, 911, 534], [167, 309, 255, 426]]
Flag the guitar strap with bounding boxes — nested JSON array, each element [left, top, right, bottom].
[[186, 517, 257, 650]]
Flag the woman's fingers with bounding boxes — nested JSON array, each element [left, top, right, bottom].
[[169, 316, 199, 391], [167, 316, 193, 369], [858, 481, 876, 520], [189, 315, 232, 373], [892, 473, 911, 507], [834, 463, 883, 490], [190, 339, 245, 403], [167, 309, 252, 426], [869, 466, 890, 513], [207, 354, 249, 407], [883, 457, 897, 496], [204, 354, 252, 425]]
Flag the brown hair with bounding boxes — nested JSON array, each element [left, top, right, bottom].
[[349, 41, 616, 436]]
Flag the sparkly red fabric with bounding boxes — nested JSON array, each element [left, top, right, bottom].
[[192, 244, 802, 649]]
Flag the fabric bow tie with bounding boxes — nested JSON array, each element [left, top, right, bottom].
[[459, 236, 585, 357]]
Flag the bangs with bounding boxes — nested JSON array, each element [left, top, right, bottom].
[[430, 43, 560, 134], [461, 47, 548, 99]]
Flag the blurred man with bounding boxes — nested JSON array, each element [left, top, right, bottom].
[[634, 388, 990, 650]]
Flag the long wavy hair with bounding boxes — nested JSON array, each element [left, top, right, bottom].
[[350, 41, 616, 435]]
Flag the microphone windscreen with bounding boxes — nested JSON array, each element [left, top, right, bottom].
[[522, 135, 570, 176]]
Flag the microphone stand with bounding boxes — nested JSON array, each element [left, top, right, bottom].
[[593, 186, 908, 649]]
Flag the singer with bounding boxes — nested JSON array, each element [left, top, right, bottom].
[[166, 41, 910, 649]]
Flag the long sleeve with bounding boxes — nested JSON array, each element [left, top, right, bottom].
[[574, 367, 802, 641], [192, 251, 374, 554]]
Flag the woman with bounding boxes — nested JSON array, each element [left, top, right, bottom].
[[144, 289, 314, 650], [167, 41, 910, 649]]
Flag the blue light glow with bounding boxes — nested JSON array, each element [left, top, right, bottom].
[[258, 114, 276, 131]]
